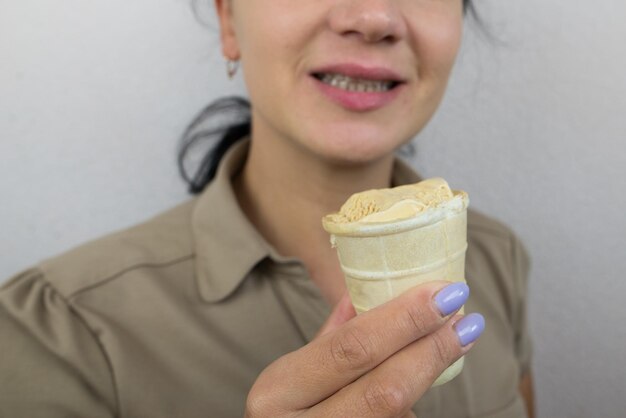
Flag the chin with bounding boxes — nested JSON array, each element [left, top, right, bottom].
[[307, 120, 410, 163], [306, 131, 404, 166]]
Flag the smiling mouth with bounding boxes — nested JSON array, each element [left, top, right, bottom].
[[312, 73, 401, 93]]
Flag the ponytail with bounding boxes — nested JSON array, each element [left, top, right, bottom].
[[178, 96, 251, 194]]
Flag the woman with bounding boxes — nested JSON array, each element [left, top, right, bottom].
[[0, 0, 534, 417]]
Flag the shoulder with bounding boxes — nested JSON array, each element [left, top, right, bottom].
[[467, 207, 530, 269], [465, 207, 531, 313], [32, 198, 198, 299], [468, 207, 515, 241], [465, 207, 531, 322], [0, 267, 119, 415]]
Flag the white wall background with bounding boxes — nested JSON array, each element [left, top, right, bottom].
[[1, 1, 625, 417]]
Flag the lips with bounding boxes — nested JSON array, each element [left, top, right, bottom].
[[310, 63, 406, 84], [309, 63, 407, 112]]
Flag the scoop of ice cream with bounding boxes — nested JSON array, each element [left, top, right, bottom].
[[327, 178, 455, 224]]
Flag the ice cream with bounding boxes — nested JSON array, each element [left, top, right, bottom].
[[325, 178, 456, 224], [322, 177, 469, 386]]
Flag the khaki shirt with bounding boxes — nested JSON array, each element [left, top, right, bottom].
[[0, 139, 532, 418]]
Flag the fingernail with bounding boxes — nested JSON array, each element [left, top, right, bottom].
[[434, 282, 470, 316], [455, 313, 485, 347]]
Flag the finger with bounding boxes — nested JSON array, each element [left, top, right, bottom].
[[315, 291, 357, 339], [401, 411, 417, 418], [308, 313, 484, 418], [261, 281, 468, 408]]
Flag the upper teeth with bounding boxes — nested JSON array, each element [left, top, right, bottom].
[[319, 73, 394, 92]]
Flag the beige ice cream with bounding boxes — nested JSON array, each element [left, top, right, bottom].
[[325, 178, 456, 224], [322, 177, 469, 387]]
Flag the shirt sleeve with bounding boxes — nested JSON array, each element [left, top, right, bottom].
[[510, 234, 533, 377], [0, 268, 117, 418]]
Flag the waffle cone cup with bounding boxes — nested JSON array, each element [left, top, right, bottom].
[[322, 191, 469, 386]]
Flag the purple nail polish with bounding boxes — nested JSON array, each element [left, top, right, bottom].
[[455, 313, 485, 347], [434, 282, 470, 316]]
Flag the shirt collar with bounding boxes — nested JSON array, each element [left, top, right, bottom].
[[191, 139, 422, 303], [191, 139, 272, 303]]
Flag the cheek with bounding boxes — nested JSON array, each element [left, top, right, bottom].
[[236, 12, 312, 115], [413, 10, 463, 80], [235, 16, 291, 114], [235, 2, 316, 72]]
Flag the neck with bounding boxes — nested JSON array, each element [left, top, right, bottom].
[[233, 120, 395, 305]]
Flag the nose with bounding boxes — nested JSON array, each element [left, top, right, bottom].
[[328, 0, 407, 44]]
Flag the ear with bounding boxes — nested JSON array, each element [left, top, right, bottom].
[[214, 0, 240, 60]]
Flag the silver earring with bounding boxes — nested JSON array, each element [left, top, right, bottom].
[[226, 60, 239, 79]]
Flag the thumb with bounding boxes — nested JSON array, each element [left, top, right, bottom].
[[314, 291, 357, 339]]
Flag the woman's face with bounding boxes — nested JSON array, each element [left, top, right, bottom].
[[216, 0, 464, 165]]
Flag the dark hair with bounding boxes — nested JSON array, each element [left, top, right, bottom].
[[178, 97, 251, 193], [179, 0, 477, 194]]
